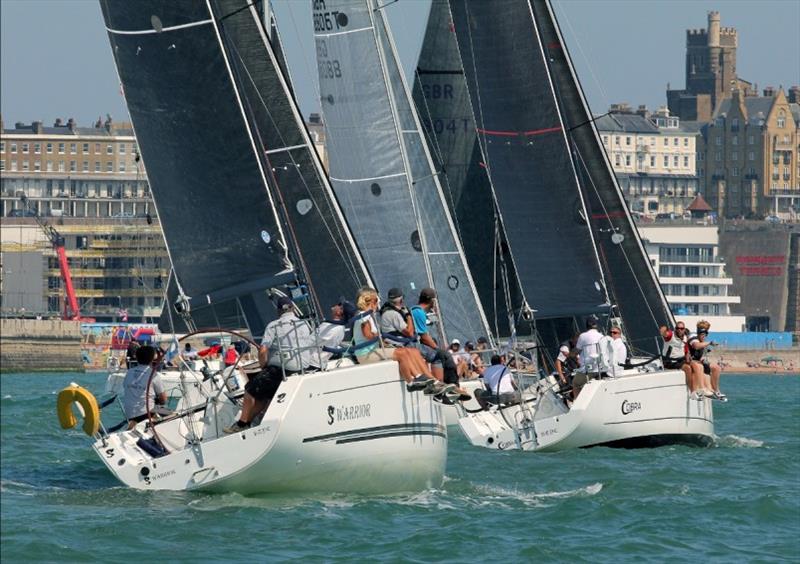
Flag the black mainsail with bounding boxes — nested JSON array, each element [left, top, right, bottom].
[[441, 0, 672, 354], [314, 0, 492, 344], [100, 0, 371, 336]]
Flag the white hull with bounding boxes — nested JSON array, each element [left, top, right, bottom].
[[457, 369, 714, 451], [94, 361, 447, 494]]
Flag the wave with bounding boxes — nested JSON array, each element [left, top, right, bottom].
[[717, 434, 765, 448]]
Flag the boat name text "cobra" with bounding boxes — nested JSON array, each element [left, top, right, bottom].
[[327, 403, 371, 425], [621, 400, 642, 415]]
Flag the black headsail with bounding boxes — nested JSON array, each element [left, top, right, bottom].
[[528, 0, 674, 353], [412, 0, 523, 339], [447, 0, 609, 326], [100, 0, 371, 336]]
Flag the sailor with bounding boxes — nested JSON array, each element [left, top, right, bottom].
[[313, 302, 350, 365], [688, 320, 726, 401], [122, 345, 167, 425], [660, 322, 705, 399], [464, 341, 484, 378], [411, 287, 446, 382], [575, 316, 604, 372], [609, 326, 629, 376], [182, 342, 199, 360], [555, 333, 580, 386], [224, 296, 314, 433], [379, 287, 416, 345], [475, 355, 516, 407]]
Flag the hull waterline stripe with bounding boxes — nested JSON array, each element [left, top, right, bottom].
[[303, 422, 445, 443], [106, 19, 213, 35], [336, 429, 446, 444], [604, 415, 714, 425]]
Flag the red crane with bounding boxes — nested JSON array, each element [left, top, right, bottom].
[[20, 196, 83, 321]]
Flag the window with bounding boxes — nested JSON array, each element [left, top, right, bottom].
[[70, 160, 77, 172], [0, 160, 4, 172], [46, 142, 53, 154], [732, 167, 739, 177], [625, 136, 631, 146], [58, 161, 65, 172], [683, 137, 689, 147], [732, 136, 738, 145], [698, 152, 705, 161], [10, 161, 17, 171], [625, 155, 631, 166], [715, 152, 722, 162], [749, 167, 756, 176], [748, 151, 755, 161], [83, 143, 89, 153], [673, 137, 678, 146], [0, 141, 4, 152], [683, 156, 689, 167], [732, 152, 738, 161], [22, 143, 29, 154], [748, 135, 754, 145], [715, 137, 722, 146], [58, 142, 65, 154], [82, 161, 89, 173], [94, 143, 100, 153], [119, 162, 126, 173], [663, 156, 669, 167], [664, 137, 669, 146], [10, 142, 16, 153], [22, 161, 29, 172], [34, 143, 41, 154], [650, 156, 656, 167], [34, 160, 41, 172], [70, 143, 77, 154], [46, 160, 53, 172], [614, 136, 620, 145], [118, 143, 126, 155], [777, 113, 786, 128], [106, 162, 113, 172], [673, 155, 679, 167], [106, 144, 113, 155], [94, 161, 100, 173]]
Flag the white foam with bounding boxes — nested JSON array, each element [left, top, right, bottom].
[[720, 434, 764, 448]]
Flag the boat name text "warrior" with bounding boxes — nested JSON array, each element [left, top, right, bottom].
[[327, 404, 371, 425], [621, 400, 642, 415]]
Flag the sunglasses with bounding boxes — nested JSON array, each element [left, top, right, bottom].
[[611, 330, 620, 334]]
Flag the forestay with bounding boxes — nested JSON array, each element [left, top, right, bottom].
[[315, 0, 491, 343], [101, 0, 370, 336]]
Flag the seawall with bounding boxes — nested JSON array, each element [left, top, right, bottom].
[[0, 318, 83, 373]]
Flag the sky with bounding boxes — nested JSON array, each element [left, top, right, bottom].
[[1, 0, 798, 128]]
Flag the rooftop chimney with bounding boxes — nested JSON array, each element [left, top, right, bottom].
[[67, 118, 76, 131], [763, 86, 775, 97], [789, 86, 800, 104], [636, 105, 649, 118], [708, 11, 721, 47], [54, 118, 63, 127]]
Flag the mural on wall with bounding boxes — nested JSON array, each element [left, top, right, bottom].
[[80, 323, 157, 370]]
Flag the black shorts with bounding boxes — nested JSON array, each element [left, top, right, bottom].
[[664, 358, 686, 370], [245, 366, 291, 402], [702, 362, 711, 375]]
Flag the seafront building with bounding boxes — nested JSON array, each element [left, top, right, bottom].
[[1, 115, 331, 322], [597, 106, 700, 216], [639, 223, 745, 332]]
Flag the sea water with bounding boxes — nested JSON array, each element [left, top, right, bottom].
[[1, 372, 798, 562]]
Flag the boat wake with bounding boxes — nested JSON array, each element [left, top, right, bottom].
[[717, 434, 764, 448]]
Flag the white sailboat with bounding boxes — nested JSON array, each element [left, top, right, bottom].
[[56, 0, 447, 493], [413, 0, 715, 449]]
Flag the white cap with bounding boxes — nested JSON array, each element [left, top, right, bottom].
[[451, 338, 461, 345]]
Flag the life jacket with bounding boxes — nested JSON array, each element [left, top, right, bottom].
[[661, 330, 686, 361], [687, 336, 706, 362]]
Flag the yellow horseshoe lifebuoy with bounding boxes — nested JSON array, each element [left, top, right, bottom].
[[57, 384, 101, 436]]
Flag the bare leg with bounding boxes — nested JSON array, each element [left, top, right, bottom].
[[431, 364, 444, 381], [681, 364, 694, 391], [239, 393, 267, 424], [711, 364, 721, 392]]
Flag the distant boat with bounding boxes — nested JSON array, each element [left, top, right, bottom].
[[414, 0, 714, 450], [55, 0, 447, 494]]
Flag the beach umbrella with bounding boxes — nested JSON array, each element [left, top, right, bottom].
[[761, 356, 784, 364]]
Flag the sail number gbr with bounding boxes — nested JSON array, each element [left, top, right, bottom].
[[316, 40, 342, 80]]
